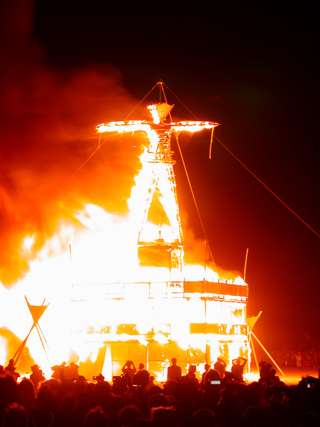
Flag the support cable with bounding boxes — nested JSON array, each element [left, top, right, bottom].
[[35, 324, 51, 367], [251, 331, 285, 377], [164, 84, 198, 118], [214, 134, 320, 239], [29, 136, 112, 221], [124, 81, 159, 120], [174, 131, 216, 267], [164, 83, 320, 240], [249, 333, 259, 373], [164, 83, 216, 264], [28, 80, 319, 241]]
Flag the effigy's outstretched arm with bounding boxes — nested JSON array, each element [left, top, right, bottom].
[[97, 120, 152, 134], [171, 121, 219, 133]]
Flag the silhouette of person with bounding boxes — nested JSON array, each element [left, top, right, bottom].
[[30, 364, 46, 389], [269, 368, 281, 386], [133, 363, 150, 390], [191, 408, 216, 427], [213, 357, 227, 378], [29, 406, 54, 427], [2, 406, 28, 427], [204, 368, 222, 390], [167, 358, 182, 383], [258, 360, 272, 379], [5, 359, 20, 380], [231, 357, 247, 382], [186, 364, 198, 385], [5, 359, 16, 374], [122, 360, 136, 386], [201, 363, 211, 388], [65, 362, 79, 380], [83, 406, 109, 427], [51, 362, 66, 380]]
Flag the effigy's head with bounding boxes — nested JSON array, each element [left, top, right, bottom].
[[148, 103, 174, 124]]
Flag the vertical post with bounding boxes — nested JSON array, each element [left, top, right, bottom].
[[205, 343, 211, 365], [244, 248, 249, 282], [209, 128, 214, 159], [146, 342, 150, 372], [250, 333, 259, 373], [204, 241, 207, 280]]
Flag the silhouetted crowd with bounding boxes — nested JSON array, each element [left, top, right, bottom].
[[268, 334, 320, 370], [269, 349, 320, 370], [1, 357, 320, 426]]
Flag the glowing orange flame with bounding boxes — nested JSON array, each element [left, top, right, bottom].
[[0, 103, 249, 381]]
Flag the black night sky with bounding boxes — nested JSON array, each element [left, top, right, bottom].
[[1, 0, 319, 351]]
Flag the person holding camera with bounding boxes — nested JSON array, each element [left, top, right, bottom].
[[133, 363, 150, 391]]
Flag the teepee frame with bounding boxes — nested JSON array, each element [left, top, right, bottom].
[[12, 297, 50, 366]]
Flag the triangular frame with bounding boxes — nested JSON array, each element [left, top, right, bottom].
[[12, 296, 50, 366], [248, 311, 284, 377]]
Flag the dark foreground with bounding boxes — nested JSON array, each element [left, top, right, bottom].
[[1, 367, 320, 427], [251, 366, 319, 386]]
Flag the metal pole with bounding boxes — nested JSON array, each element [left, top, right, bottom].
[[251, 331, 285, 377], [244, 248, 249, 282], [249, 333, 259, 373]]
